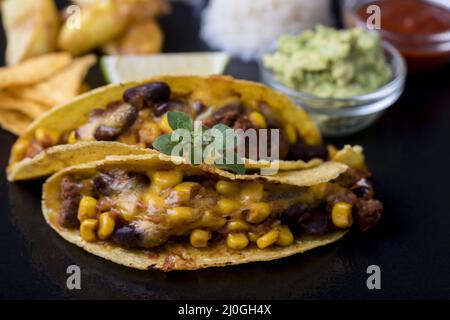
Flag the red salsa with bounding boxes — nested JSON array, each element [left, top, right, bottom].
[[354, 0, 450, 72], [357, 0, 450, 35]]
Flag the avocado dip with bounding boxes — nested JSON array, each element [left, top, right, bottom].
[[263, 26, 392, 99]]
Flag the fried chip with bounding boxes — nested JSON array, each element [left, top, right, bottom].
[[102, 20, 163, 55], [2, 0, 60, 66], [0, 91, 48, 118], [78, 83, 91, 94], [0, 52, 72, 88], [7, 54, 96, 107], [0, 109, 32, 136]]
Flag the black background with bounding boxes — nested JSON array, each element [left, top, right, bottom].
[[0, 1, 450, 300]]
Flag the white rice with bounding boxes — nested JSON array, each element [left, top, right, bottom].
[[201, 0, 332, 61]]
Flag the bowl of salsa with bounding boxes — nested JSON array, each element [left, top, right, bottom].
[[343, 0, 450, 72]]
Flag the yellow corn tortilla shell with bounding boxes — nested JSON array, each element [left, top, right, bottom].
[[7, 54, 97, 107], [8, 142, 157, 181], [244, 158, 323, 172], [9, 75, 322, 181], [0, 91, 48, 118], [0, 52, 72, 88], [0, 109, 32, 136], [43, 154, 348, 270]]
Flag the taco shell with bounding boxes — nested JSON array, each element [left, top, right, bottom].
[[9, 75, 322, 181], [43, 153, 348, 270]]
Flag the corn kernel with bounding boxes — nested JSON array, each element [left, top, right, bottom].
[[247, 232, 260, 242], [331, 202, 353, 228], [227, 219, 249, 232], [215, 180, 239, 196], [152, 170, 183, 189], [168, 207, 195, 225], [245, 202, 271, 224], [67, 131, 77, 144], [80, 219, 98, 242], [311, 183, 328, 201], [12, 139, 30, 160], [77, 196, 98, 222], [199, 210, 227, 230], [285, 124, 298, 144], [276, 225, 294, 246], [173, 182, 201, 204], [240, 182, 264, 203], [34, 127, 60, 147], [302, 121, 321, 145], [97, 212, 116, 240], [217, 198, 239, 215], [249, 112, 267, 128], [139, 122, 161, 145], [159, 114, 172, 133], [256, 229, 280, 249], [190, 229, 211, 248], [226, 233, 249, 250]]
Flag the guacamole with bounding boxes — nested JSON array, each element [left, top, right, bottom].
[[263, 26, 392, 98]]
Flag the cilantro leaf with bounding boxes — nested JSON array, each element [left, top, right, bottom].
[[216, 162, 246, 175], [154, 111, 246, 174], [153, 134, 182, 156], [167, 111, 193, 131]]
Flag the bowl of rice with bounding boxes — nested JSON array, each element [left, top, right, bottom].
[[201, 0, 333, 61]]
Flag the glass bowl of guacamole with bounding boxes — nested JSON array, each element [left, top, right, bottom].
[[259, 26, 407, 136]]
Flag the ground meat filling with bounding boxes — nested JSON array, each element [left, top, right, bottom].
[[25, 140, 45, 159], [25, 81, 328, 163], [286, 140, 329, 162], [58, 176, 83, 228], [279, 168, 383, 234], [56, 166, 383, 251], [92, 169, 149, 197], [202, 103, 243, 128]]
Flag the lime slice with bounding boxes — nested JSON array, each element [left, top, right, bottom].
[[101, 52, 231, 83]]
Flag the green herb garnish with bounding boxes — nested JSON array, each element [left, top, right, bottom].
[[153, 111, 245, 174]]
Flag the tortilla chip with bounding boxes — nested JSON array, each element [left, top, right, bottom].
[[42, 154, 349, 270], [0, 52, 72, 88], [0, 109, 32, 136], [0, 91, 48, 118], [78, 83, 91, 94], [2, 0, 60, 66], [7, 54, 96, 107]]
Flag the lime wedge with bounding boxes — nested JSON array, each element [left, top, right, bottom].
[[101, 52, 231, 83]]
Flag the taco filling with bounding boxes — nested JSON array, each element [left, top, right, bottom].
[[19, 81, 328, 163], [56, 164, 382, 253]]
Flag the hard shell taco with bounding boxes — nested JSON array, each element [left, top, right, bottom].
[[8, 75, 329, 181], [42, 153, 383, 271]]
